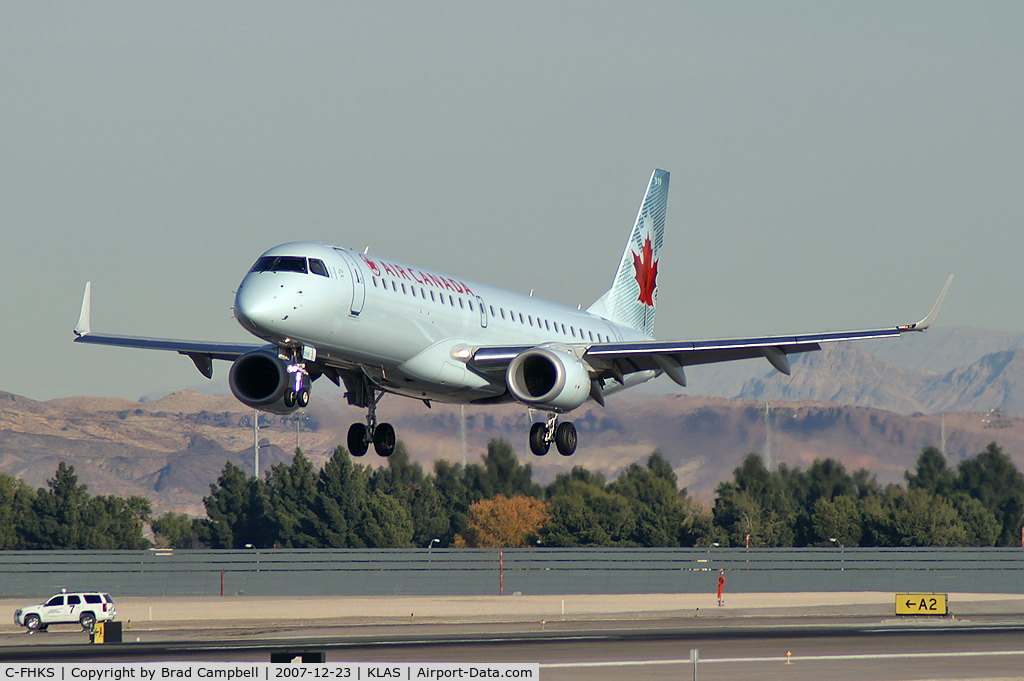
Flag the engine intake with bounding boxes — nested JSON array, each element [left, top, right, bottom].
[[229, 350, 302, 414], [506, 347, 591, 412]]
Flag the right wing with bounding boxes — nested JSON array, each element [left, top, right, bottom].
[[471, 275, 954, 389], [73, 282, 264, 378]]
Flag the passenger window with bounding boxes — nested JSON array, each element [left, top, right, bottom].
[[589, 331, 594, 341], [85, 595, 101, 604], [45, 596, 63, 607], [430, 291, 436, 302], [519, 313, 524, 324], [490, 305, 495, 316], [528, 315, 533, 326], [468, 300, 474, 311], [391, 281, 398, 292], [308, 259, 329, 277], [459, 299, 464, 309], [372, 277, 378, 288], [545, 320, 550, 331], [401, 283, 407, 294], [67, 595, 81, 605], [571, 327, 576, 338], [501, 309, 506, 320]]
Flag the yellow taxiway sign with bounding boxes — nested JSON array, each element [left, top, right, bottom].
[[896, 593, 947, 615]]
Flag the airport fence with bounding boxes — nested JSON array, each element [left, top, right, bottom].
[[1, 547, 1023, 598]]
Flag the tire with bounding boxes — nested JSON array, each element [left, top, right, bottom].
[[554, 421, 577, 456], [296, 388, 310, 408], [529, 422, 549, 456], [24, 614, 41, 631], [284, 391, 296, 408], [79, 612, 96, 630], [347, 423, 369, 457], [373, 423, 396, 457]]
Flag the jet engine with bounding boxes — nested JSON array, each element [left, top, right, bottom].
[[229, 349, 307, 414], [506, 347, 591, 412]]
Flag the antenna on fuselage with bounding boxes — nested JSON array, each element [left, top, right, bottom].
[[363, 246, 369, 254]]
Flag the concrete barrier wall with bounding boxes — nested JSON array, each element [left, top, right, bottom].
[[1, 548, 1022, 598]]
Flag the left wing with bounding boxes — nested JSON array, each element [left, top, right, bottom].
[[471, 275, 953, 389], [72, 282, 264, 378]]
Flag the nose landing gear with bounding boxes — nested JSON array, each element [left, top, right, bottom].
[[346, 386, 396, 457], [284, 363, 310, 409], [529, 413, 577, 456]]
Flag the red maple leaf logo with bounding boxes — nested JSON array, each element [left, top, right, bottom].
[[361, 255, 381, 276], [632, 236, 658, 306]]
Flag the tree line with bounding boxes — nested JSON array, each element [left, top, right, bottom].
[[166, 440, 1024, 550], [1, 440, 1020, 550]]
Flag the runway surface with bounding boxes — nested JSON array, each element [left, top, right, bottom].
[[2, 594, 1023, 680]]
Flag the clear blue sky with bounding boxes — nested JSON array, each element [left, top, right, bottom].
[[2, 2, 1021, 401]]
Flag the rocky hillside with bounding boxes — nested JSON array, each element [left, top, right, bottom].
[[1, 388, 1020, 515], [736, 345, 1024, 416]]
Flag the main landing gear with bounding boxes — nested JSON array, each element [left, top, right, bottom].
[[346, 388, 396, 457], [529, 413, 577, 456]]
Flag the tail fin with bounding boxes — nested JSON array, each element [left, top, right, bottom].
[[587, 169, 670, 337]]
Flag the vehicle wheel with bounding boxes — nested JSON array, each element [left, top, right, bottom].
[[373, 423, 396, 457], [529, 422, 549, 456], [24, 614, 41, 631], [296, 388, 310, 408], [555, 421, 577, 456], [79, 612, 96, 630], [284, 390, 296, 408], [347, 423, 369, 457]]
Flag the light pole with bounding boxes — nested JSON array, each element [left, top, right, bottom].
[[428, 538, 440, 562], [829, 537, 844, 570]]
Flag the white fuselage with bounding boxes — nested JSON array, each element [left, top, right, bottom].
[[233, 241, 655, 405]]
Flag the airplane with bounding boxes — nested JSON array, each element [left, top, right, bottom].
[[73, 169, 952, 458]]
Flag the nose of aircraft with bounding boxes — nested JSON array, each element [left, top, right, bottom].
[[234, 275, 288, 339]]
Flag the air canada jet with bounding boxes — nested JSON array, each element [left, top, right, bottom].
[[74, 170, 952, 458]]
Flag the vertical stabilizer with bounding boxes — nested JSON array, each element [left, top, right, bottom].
[[587, 169, 669, 337]]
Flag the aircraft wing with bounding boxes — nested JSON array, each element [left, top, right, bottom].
[[471, 275, 953, 389], [72, 282, 264, 378]]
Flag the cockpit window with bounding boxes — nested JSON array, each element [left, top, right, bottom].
[[308, 259, 329, 277], [250, 256, 308, 274]]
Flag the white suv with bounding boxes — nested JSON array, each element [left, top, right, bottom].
[[14, 591, 116, 631]]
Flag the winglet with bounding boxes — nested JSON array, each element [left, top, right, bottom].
[[901, 275, 953, 332], [74, 282, 92, 337]]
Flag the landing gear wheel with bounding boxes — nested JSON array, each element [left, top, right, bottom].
[[555, 421, 577, 456], [296, 388, 310, 408], [373, 423, 396, 457], [79, 612, 96, 630], [284, 391, 296, 408], [24, 614, 40, 631], [347, 423, 369, 457], [529, 422, 550, 456]]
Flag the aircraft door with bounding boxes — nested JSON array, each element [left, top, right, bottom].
[[476, 296, 487, 328], [334, 249, 366, 315]]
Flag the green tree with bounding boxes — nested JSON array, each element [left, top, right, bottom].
[[0, 472, 33, 549], [200, 461, 271, 548], [543, 469, 636, 547], [315, 446, 372, 547], [809, 495, 862, 547], [608, 452, 688, 546], [266, 450, 322, 547], [152, 512, 196, 549], [905, 447, 956, 497], [27, 462, 91, 548], [862, 487, 968, 546], [955, 443, 1024, 546]]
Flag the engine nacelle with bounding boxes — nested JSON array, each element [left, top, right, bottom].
[[506, 347, 591, 412], [229, 350, 304, 415]]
